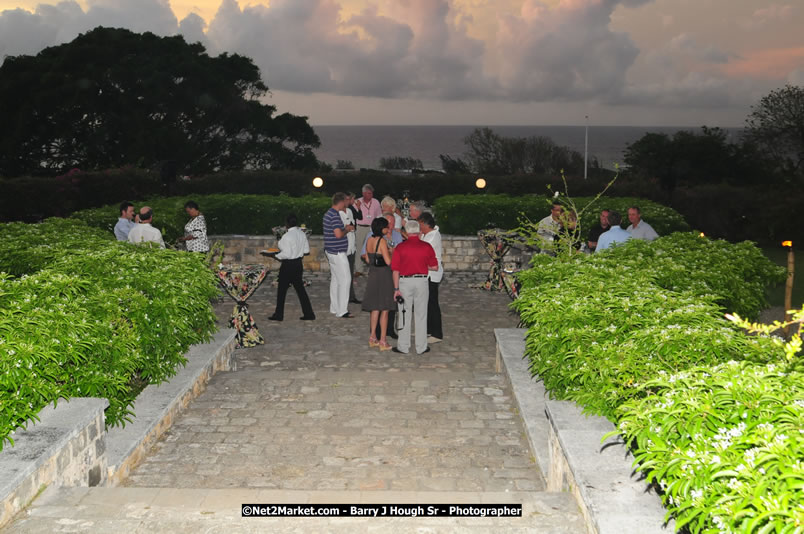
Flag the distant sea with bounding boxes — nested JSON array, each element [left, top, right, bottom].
[[312, 125, 744, 171]]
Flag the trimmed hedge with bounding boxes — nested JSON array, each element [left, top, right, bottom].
[[432, 194, 690, 236], [73, 194, 332, 243], [512, 233, 797, 532], [73, 193, 689, 243], [0, 218, 219, 450]]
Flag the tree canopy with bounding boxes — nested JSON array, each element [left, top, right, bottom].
[[0, 27, 320, 177], [745, 84, 804, 180]]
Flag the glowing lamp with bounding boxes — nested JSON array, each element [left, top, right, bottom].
[[475, 178, 487, 189], [699, 232, 705, 238], [312, 177, 324, 188], [782, 240, 793, 248]]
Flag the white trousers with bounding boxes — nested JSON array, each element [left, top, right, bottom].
[[326, 251, 351, 316], [397, 277, 429, 354]]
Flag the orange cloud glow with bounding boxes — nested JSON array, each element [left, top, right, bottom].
[[721, 46, 804, 79]]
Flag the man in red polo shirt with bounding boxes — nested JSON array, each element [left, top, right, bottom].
[[391, 220, 438, 354]]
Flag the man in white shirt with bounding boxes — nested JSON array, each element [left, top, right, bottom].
[[537, 202, 562, 252], [269, 214, 315, 321], [339, 196, 360, 304], [127, 207, 165, 248], [114, 201, 137, 241], [418, 211, 444, 344], [626, 206, 659, 241]]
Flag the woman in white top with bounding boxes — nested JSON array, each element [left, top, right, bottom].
[[178, 200, 209, 253]]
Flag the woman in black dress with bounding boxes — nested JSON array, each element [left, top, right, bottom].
[[361, 217, 394, 351]]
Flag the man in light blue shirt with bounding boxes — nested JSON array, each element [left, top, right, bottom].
[[113, 201, 137, 241], [596, 211, 632, 252]]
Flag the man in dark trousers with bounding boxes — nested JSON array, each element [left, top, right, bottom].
[[269, 214, 315, 321]]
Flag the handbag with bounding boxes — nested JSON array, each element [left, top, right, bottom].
[[372, 237, 387, 267]]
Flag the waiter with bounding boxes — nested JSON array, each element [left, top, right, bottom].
[[391, 220, 438, 355], [354, 184, 382, 266], [269, 214, 316, 321]]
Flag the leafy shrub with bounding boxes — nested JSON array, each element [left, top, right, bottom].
[[514, 253, 780, 419], [432, 194, 690, 236], [513, 232, 795, 532], [613, 361, 803, 533], [0, 218, 219, 449], [73, 194, 332, 242]]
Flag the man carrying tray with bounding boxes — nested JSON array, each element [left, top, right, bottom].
[[268, 214, 316, 321]]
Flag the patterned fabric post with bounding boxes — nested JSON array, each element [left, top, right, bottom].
[[216, 264, 269, 348], [478, 229, 515, 292]]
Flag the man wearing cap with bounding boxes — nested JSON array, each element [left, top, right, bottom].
[[391, 220, 438, 355], [354, 184, 382, 265]]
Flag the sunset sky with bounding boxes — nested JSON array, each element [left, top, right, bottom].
[[1, 0, 802, 126]]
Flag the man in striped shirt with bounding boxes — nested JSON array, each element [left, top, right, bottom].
[[323, 192, 355, 318]]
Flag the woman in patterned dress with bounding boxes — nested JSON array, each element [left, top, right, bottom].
[[178, 200, 209, 253]]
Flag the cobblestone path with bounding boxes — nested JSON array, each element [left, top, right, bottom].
[[124, 276, 543, 493]]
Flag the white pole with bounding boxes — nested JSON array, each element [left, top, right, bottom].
[[584, 115, 589, 180]]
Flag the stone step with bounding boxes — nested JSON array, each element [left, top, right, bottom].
[[6, 487, 587, 533]]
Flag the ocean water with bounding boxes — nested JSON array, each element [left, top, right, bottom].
[[312, 125, 744, 171]]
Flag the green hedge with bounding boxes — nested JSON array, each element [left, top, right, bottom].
[[512, 233, 797, 532], [73, 193, 689, 243], [432, 194, 690, 236], [73, 194, 332, 242], [0, 218, 219, 450]]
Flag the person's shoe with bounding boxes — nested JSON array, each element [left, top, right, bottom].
[[339, 313, 355, 319], [378, 341, 392, 351], [369, 337, 379, 348], [349, 298, 362, 304], [417, 347, 431, 355], [427, 336, 442, 344], [268, 315, 283, 321], [391, 347, 408, 354], [299, 315, 316, 320]]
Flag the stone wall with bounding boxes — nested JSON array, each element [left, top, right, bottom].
[[210, 234, 535, 273], [0, 398, 108, 528]]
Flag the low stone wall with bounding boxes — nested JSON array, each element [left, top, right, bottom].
[[0, 330, 236, 526], [0, 398, 109, 528], [210, 234, 535, 273]]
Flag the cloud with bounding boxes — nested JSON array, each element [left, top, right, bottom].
[[666, 33, 737, 64], [0, 0, 791, 111], [789, 69, 804, 86]]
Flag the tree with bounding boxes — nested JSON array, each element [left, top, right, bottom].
[[0, 27, 320, 177], [462, 127, 585, 175], [745, 84, 804, 180], [335, 159, 354, 169], [439, 154, 470, 174], [379, 156, 423, 170]]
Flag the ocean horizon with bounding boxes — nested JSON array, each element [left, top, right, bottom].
[[312, 125, 744, 171]]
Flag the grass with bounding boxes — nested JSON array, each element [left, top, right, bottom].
[[763, 246, 803, 309]]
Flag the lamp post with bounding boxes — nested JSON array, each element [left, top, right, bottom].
[[312, 176, 323, 188], [475, 178, 487, 189], [584, 115, 588, 180]]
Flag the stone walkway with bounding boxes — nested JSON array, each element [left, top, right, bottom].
[[7, 273, 586, 533], [125, 275, 542, 493]]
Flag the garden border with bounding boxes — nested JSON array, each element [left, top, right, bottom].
[[495, 328, 673, 534], [0, 329, 236, 528]]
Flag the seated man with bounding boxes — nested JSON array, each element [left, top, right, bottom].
[[626, 206, 659, 241], [586, 209, 610, 252], [595, 211, 632, 252], [114, 201, 137, 241], [127, 206, 166, 248]]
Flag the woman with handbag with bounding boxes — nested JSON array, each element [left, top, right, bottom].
[[361, 217, 394, 351]]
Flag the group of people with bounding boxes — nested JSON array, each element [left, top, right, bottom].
[[537, 202, 659, 253], [113, 200, 209, 253], [270, 184, 444, 355]]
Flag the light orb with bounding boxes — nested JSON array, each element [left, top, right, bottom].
[[475, 178, 487, 189], [312, 177, 324, 188]]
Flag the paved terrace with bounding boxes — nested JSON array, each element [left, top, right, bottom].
[[8, 273, 585, 532]]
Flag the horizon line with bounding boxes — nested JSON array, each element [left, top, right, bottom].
[[310, 123, 745, 129]]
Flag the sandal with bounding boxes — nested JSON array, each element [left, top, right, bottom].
[[369, 337, 379, 348], [378, 341, 392, 351]]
